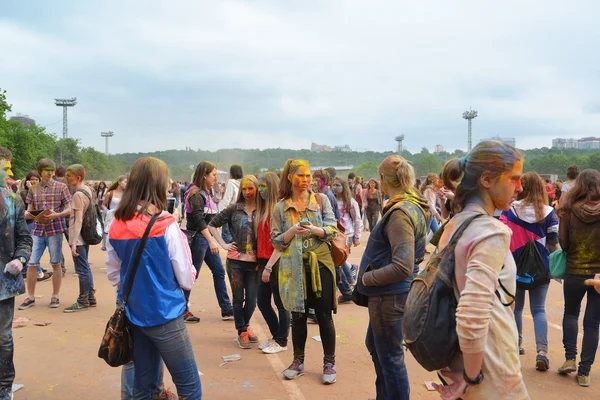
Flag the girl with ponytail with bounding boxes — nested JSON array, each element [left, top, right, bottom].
[[271, 159, 339, 384], [356, 155, 429, 399], [433, 140, 529, 399]]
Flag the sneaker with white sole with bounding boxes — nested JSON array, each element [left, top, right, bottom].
[[258, 340, 274, 350], [49, 297, 60, 308], [322, 362, 337, 384], [283, 359, 304, 380], [18, 297, 35, 310], [263, 342, 287, 354]]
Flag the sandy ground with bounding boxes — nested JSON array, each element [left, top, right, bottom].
[[9, 235, 600, 400]]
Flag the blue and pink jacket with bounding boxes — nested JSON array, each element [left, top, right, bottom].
[[106, 211, 195, 327], [500, 201, 559, 269]]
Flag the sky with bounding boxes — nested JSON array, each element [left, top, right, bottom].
[[2, 0, 600, 154]]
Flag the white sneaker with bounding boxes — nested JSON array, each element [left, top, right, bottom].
[[263, 342, 287, 354], [258, 339, 274, 350]]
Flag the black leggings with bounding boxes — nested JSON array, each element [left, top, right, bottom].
[[291, 265, 336, 364]]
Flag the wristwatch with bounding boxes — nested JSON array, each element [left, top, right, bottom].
[[464, 369, 484, 385], [17, 257, 27, 265]]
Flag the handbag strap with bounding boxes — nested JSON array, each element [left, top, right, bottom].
[[122, 213, 159, 304]]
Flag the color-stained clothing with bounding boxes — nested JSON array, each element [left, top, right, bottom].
[[0, 188, 32, 301], [106, 211, 196, 327], [357, 191, 429, 296], [257, 218, 274, 260], [25, 179, 71, 237], [559, 200, 600, 276], [439, 204, 529, 400], [500, 201, 559, 269], [336, 198, 363, 242], [271, 193, 338, 313], [209, 203, 257, 262]]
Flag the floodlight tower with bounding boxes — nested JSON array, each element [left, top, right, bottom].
[[54, 97, 77, 138], [462, 109, 478, 151], [101, 131, 114, 162], [395, 135, 405, 153]]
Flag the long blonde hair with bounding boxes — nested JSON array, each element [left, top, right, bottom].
[[235, 175, 259, 205], [255, 172, 280, 234]]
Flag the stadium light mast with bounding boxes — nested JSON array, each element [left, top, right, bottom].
[[462, 108, 478, 152], [54, 97, 77, 138], [395, 134, 405, 153], [101, 131, 114, 162]]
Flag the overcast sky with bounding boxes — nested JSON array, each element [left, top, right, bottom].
[[2, 1, 600, 154]]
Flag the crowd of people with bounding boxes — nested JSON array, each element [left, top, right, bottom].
[[1, 141, 600, 399]]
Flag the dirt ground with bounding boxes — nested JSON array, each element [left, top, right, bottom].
[[10, 235, 600, 400]]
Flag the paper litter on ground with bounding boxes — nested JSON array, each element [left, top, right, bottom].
[[311, 335, 322, 342], [424, 381, 440, 391]]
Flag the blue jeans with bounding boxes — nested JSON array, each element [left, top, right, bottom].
[[72, 245, 95, 306], [562, 273, 600, 375], [121, 361, 166, 400], [257, 260, 290, 347], [0, 298, 15, 400], [366, 293, 410, 400], [184, 235, 232, 313], [336, 266, 352, 296], [29, 233, 63, 265], [221, 223, 233, 244], [514, 282, 549, 353], [131, 316, 202, 399], [225, 259, 260, 334]]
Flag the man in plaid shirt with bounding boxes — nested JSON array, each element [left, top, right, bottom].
[[19, 158, 72, 310]]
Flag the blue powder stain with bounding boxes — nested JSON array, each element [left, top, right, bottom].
[[242, 381, 253, 390]]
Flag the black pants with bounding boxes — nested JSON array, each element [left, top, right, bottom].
[[291, 264, 336, 364], [257, 259, 290, 347]]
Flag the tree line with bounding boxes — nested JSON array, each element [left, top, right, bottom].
[[2, 88, 600, 182]]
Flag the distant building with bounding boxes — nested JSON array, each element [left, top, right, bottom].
[[9, 115, 35, 127], [552, 138, 579, 149], [434, 144, 445, 153], [578, 137, 600, 149], [311, 142, 332, 152], [333, 145, 352, 152], [552, 137, 600, 149], [481, 136, 516, 147]]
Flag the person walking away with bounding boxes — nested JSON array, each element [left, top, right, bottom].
[[255, 172, 289, 354], [500, 172, 560, 371], [556, 169, 600, 387], [313, 169, 340, 220], [106, 157, 201, 399], [271, 159, 339, 384], [356, 155, 429, 400], [183, 162, 233, 323], [208, 175, 261, 349], [0, 146, 33, 400], [364, 179, 382, 231], [432, 140, 529, 399], [19, 158, 71, 310], [561, 164, 580, 195], [332, 177, 362, 303], [63, 164, 97, 312], [101, 175, 127, 251], [219, 164, 243, 243]]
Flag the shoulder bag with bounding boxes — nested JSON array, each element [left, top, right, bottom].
[[315, 193, 350, 267], [98, 213, 159, 367]]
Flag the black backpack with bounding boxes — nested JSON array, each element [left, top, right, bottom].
[[514, 240, 548, 290], [402, 214, 514, 372], [76, 189, 104, 245]]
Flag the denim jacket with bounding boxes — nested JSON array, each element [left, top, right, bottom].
[[271, 193, 338, 312], [0, 188, 33, 301], [209, 203, 257, 260]]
